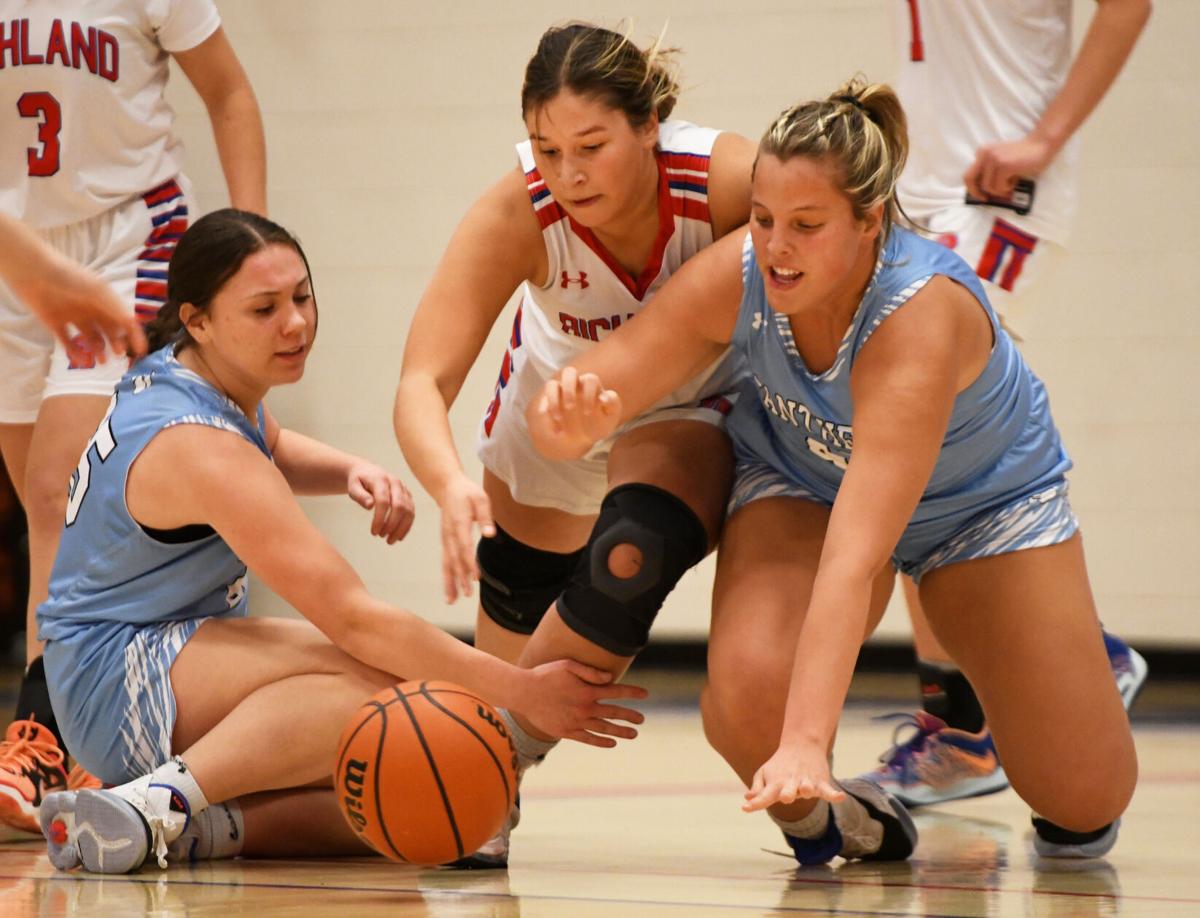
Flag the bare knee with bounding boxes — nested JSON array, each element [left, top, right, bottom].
[[701, 653, 788, 757], [1009, 738, 1137, 831], [275, 619, 393, 685], [24, 461, 71, 532]]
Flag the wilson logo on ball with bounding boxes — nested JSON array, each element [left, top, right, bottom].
[[341, 758, 369, 832]]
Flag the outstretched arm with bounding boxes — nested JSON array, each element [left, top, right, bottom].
[[0, 213, 146, 361], [174, 27, 268, 215], [527, 228, 745, 460], [965, 0, 1152, 199], [128, 425, 648, 745], [393, 169, 544, 601], [744, 277, 986, 811]]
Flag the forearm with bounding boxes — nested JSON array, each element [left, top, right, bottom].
[[1032, 0, 1151, 155], [273, 429, 358, 495], [393, 374, 472, 504], [779, 572, 874, 752], [207, 86, 267, 215], [336, 591, 527, 712]]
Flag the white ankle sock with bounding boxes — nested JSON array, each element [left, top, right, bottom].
[[771, 801, 831, 839], [498, 709, 557, 772], [146, 757, 210, 818], [168, 801, 245, 863]]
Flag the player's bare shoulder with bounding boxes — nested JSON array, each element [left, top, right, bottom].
[[469, 167, 549, 286], [707, 131, 757, 238]]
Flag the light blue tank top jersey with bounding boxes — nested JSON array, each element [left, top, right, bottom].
[[37, 346, 270, 644], [726, 225, 1071, 535]]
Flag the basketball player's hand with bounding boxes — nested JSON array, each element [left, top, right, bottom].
[[347, 462, 415, 544], [530, 367, 622, 460], [439, 475, 494, 603], [16, 249, 148, 363], [742, 743, 845, 812], [964, 135, 1055, 201], [520, 660, 648, 747]]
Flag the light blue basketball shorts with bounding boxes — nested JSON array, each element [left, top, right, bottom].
[[727, 458, 1078, 584], [44, 615, 213, 785]]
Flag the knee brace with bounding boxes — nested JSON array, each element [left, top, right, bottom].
[[477, 525, 583, 635], [557, 483, 709, 656]]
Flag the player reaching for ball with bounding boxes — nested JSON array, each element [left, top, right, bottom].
[[34, 210, 645, 875], [394, 22, 755, 866], [529, 79, 1136, 863]]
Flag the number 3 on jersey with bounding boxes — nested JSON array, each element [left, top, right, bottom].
[[66, 394, 118, 527], [18, 91, 63, 176]]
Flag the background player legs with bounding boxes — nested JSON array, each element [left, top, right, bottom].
[[902, 576, 985, 730], [475, 468, 595, 665], [701, 498, 894, 824], [0, 425, 34, 507], [510, 420, 733, 740], [21, 394, 112, 664], [917, 536, 1136, 831]]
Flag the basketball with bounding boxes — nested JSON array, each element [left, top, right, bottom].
[[334, 681, 518, 865]]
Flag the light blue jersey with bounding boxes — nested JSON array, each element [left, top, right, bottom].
[[38, 346, 269, 782], [726, 226, 1075, 577]]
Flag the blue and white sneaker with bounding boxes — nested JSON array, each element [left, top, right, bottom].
[[1032, 815, 1120, 859], [783, 779, 917, 865], [860, 712, 1009, 807], [1103, 633, 1148, 711]]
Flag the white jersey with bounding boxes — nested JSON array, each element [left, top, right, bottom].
[[476, 121, 741, 514], [893, 0, 1078, 243], [512, 119, 720, 383], [0, 0, 219, 228]]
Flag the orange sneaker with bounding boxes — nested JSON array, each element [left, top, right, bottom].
[[66, 763, 102, 792], [0, 718, 69, 835]]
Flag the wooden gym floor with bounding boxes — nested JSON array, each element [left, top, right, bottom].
[[0, 670, 1197, 917]]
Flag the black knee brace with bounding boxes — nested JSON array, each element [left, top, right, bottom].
[[557, 483, 709, 656], [477, 524, 583, 635]]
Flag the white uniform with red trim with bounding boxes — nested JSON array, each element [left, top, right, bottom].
[[0, 0, 214, 422], [893, 0, 1076, 335], [477, 120, 742, 515]]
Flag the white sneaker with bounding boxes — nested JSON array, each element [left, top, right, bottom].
[[1032, 815, 1120, 859], [52, 775, 192, 873]]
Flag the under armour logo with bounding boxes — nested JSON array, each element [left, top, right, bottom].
[[561, 271, 589, 289], [751, 312, 764, 331]]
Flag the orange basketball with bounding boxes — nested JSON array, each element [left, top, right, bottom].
[[334, 681, 518, 865]]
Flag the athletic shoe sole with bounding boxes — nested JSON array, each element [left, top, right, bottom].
[[73, 789, 151, 874], [1034, 817, 1120, 859], [0, 783, 40, 836], [39, 791, 80, 870], [873, 764, 1011, 808], [1116, 648, 1149, 711]]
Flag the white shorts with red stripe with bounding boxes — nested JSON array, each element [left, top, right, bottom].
[[910, 204, 1065, 340], [0, 175, 194, 423], [477, 304, 741, 516]]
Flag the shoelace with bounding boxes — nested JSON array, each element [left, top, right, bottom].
[[0, 717, 65, 776], [120, 781, 185, 869], [872, 711, 946, 772]]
